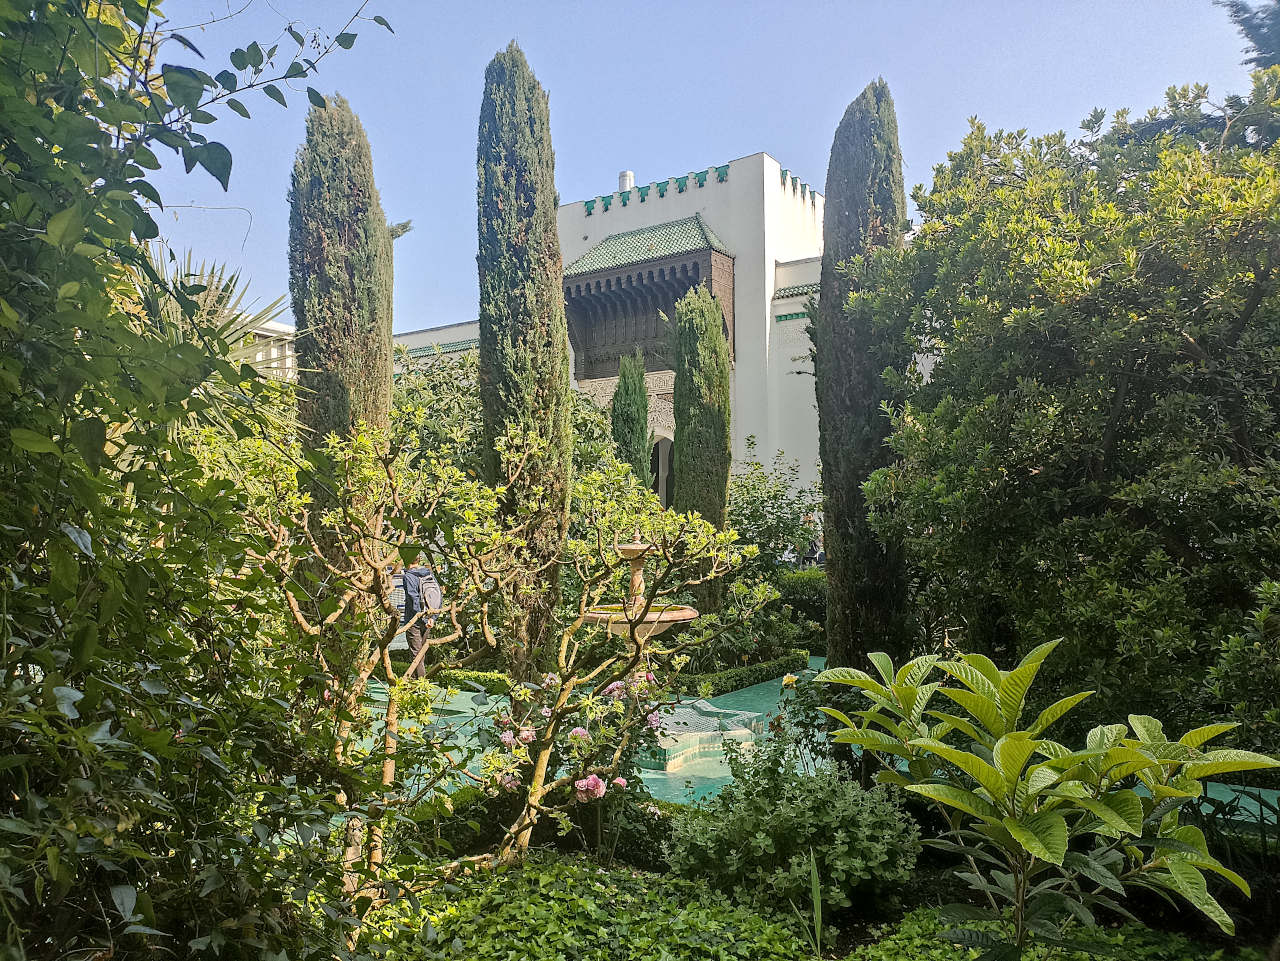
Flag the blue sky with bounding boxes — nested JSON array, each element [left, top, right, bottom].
[[153, 0, 1253, 333]]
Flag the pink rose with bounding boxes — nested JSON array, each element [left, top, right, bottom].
[[646, 711, 661, 731], [574, 774, 607, 803], [612, 777, 628, 789], [499, 730, 516, 748]]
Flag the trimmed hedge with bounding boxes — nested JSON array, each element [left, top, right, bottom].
[[677, 649, 808, 697], [776, 567, 826, 624]]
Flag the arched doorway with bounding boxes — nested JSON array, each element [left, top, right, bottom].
[[650, 436, 673, 507]]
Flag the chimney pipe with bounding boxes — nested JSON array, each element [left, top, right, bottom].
[[618, 170, 635, 192]]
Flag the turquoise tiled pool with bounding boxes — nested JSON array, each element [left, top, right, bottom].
[[638, 656, 825, 803]]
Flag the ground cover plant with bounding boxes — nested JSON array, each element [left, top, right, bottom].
[[367, 854, 813, 961]]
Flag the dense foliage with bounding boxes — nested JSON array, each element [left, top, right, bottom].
[[668, 731, 920, 917], [475, 41, 574, 674], [846, 907, 1265, 961], [611, 348, 652, 487], [811, 78, 913, 670], [820, 644, 1279, 958], [863, 89, 1280, 734], [678, 649, 810, 696], [726, 438, 821, 575], [288, 94, 395, 451], [669, 284, 733, 609], [0, 3, 377, 956], [371, 856, 812, 960], [776, 568, 829, 650]]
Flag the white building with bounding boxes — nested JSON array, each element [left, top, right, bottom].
[[398, 151, 824, 498]]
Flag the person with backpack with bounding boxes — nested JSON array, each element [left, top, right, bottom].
[[399, 558, 442, 679]]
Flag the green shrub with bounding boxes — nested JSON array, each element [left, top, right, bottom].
[[370, 854, 810, 960], [844, 907, 1266, 961], [677, 649, 808, 697], [776, 568, 828, 652], [667, 730, 919, 915], [777, 568, 827, 625]]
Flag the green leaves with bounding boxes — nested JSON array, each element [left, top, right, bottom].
[[307, 87, 327, 108], [44, 205, 85, 247], [263, 83, 287, 107], [10, 427, 59, 453], [196, 141, 233, 190], [1004, 811, 1068, 864], [335, 32, 357, 49]]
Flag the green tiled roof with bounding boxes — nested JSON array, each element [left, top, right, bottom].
[[773, 281, 820, 300], [407, 338, 478, 357], [565, 214, 730, 278]]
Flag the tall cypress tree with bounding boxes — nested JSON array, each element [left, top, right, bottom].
[[611, 349, 651, 487], [288, 94, 394, 458], [669, 285, 732, 611], [811, 79, 910, 671], [476, 42, 573, 673]]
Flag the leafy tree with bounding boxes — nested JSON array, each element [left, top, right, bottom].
[[475, 41, 574, 676], [668, 285, 733, 610], [727, 437, 821, 576], [862, 97, 1280, 736], [611, 348, 652, 487], [811, 79, 912, 673], [1221, 0, 1280, 67], [0, 3, 378, 956], [288, 94, 395, 453]]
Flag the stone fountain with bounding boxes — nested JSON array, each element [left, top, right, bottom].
[[581, 531, 698, 640]]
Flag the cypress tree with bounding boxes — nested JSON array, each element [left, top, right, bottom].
[[811, 79, 910, 671], [669, 285, 732, 611], [288, 94, 394, 456], [611, 349, 651, 487], [476, 42, 573, 673]]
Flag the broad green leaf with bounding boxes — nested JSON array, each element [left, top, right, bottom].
[[161, 64, 205, 108], [197, 142, 233, 191], [263, 83, 287, 107], [993, 734, 1039, 789], [307, 87, 327, 108], [1100, 789, 1144, 834], [226, 97, 251, 119], [1003, 811, 1068, 864], [906, 783, 1002, 823], [911, 738, 1007, 801], [373, 14, 394, 31], [1029, 691, 1093, 735], [1163, 861, 1234, 934], [1178, 723, 1237, 750], [10, 428, 59, 453], [335, 32, 357, 49], [1181, 749, 1280, 779], [45, 206, 84, 247], [939, 659, 999, 699], [938, 686, 1005, 739], [69, 417, 107, 473], [998, 641, 1058, 727], [1128, 715, 1166, 744], [110, 884, 137, 922], [867, 652, 895, 685], [816, 706, 857, 729]]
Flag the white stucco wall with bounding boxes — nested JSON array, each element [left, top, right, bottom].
[[395, 151, 826, 491], [555, 152, 823, 488]]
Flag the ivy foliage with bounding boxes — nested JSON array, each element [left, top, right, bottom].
[[0, 3, 383, 956], [369, 854, 812, 961], [864, 81, 1280, 734]]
